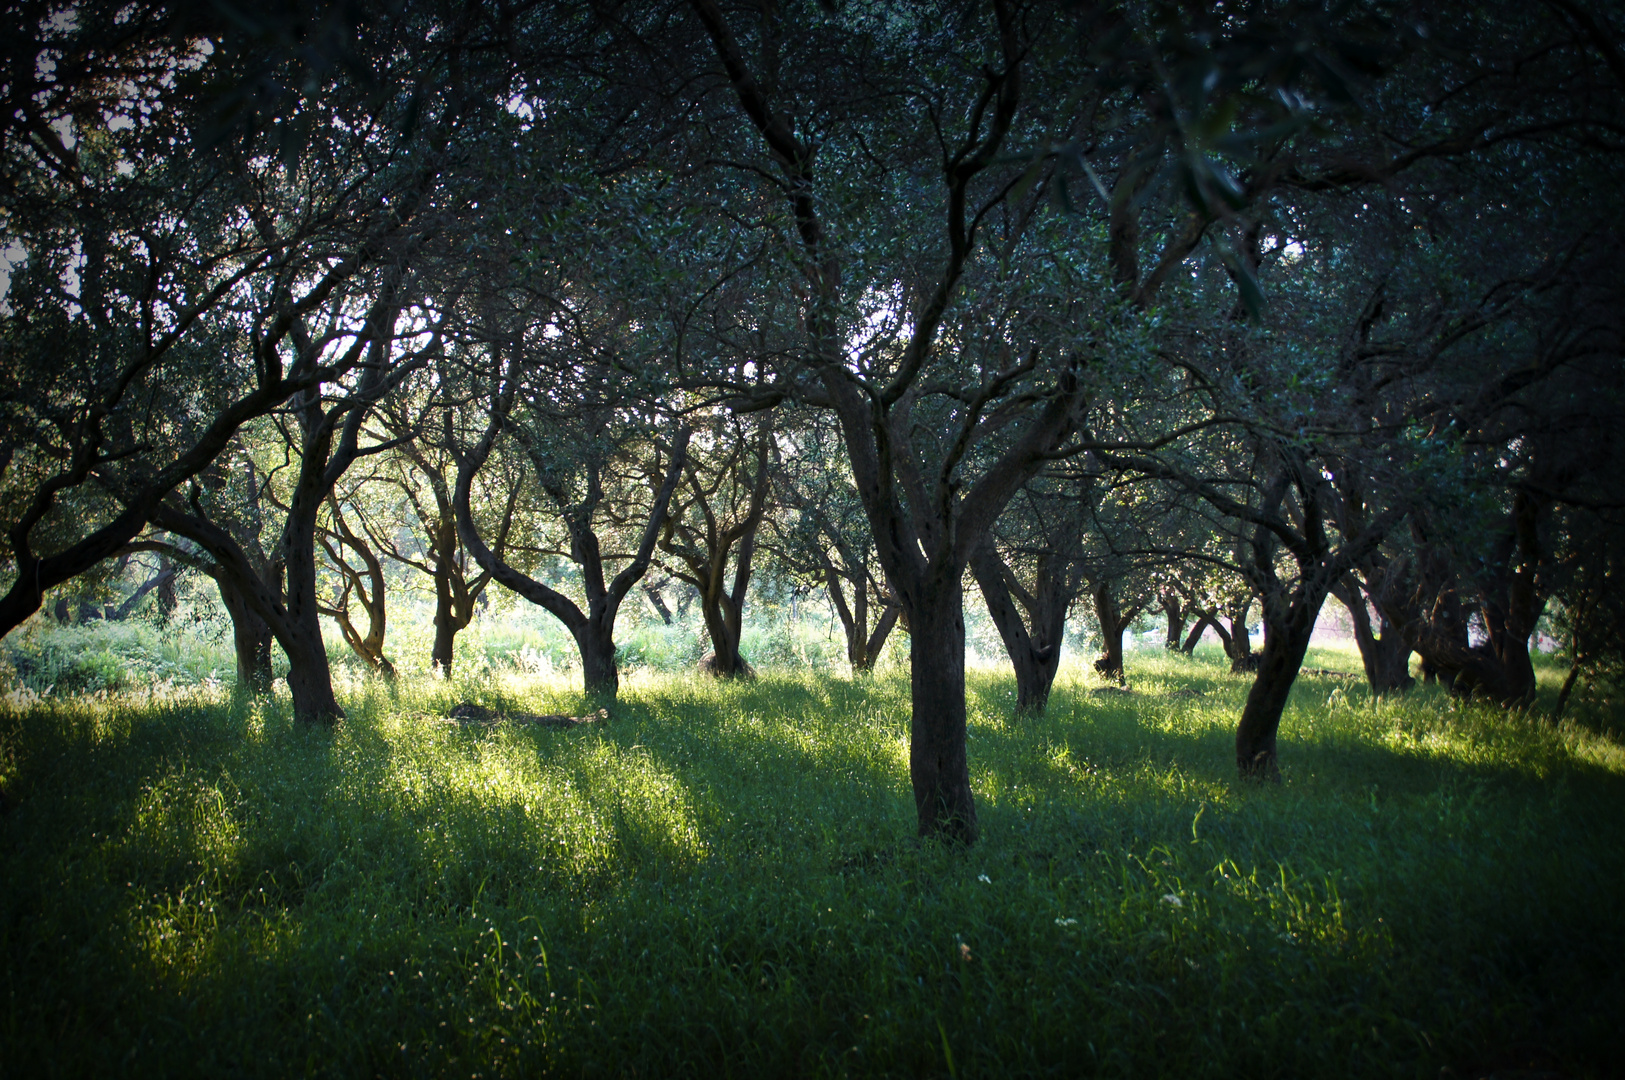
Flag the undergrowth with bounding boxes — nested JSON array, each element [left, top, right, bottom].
[[1, 650, 1621, 1077]]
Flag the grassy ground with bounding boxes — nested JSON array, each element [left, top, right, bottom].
[[1, 648, 1621, 1078]]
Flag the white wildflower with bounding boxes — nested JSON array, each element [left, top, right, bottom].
[[1160, 893, 1184, 907], [977, 874, 991, 884]]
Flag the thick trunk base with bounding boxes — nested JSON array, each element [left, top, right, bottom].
[[1015, 648, 1061, 714], [1235, 606, 1317, 782], [579, 624, 621, 700], [284, 632, 344, 725], [287, 660, 345, 724], [698, 650, 755, 679], [909, 591, 977, 843], [431, 620, 456, 678], [218, 576, 274, 694]]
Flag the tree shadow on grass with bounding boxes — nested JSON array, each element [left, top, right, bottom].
[[4, 667, 1623, 1078]]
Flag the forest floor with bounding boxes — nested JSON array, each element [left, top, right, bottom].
[[1, 647, 1622, 1078]]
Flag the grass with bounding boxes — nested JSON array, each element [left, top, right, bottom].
[[1, 647, 1622, 1077]]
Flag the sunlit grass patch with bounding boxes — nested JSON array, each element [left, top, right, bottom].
[[2, 656, 1622, 1077]]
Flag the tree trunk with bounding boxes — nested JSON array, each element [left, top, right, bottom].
[[643, 581, 674, 625], [216, 573, 274, 693], [1335, 578, 1413, 694], [1472, 491, 1545, 705], [156, 554, 178, 616], [577, 613, 619, 698], [319, 506, 396, 679], [824, 567, 899, 674], [909, 576, 977, 843], [1182, 616, 1212, 653], [699, 587, 750, 677], [329, 607, 397, 679], [281, 451, 346, 723], [1161, 593, 1187, 650], [162, 500, 342, 723], [1013, 636, 1063, 712], [970, 542, 1066, 713], [106, 561, 178, 621], [425, 508, 491, 678], [456, 400, 689, 701], [1224, 598, 1257, 672], [431, 560, 459, 676], [1383, 502, 1544, 705], [283, 626, 344, 721], [861, 604, 901, 673], [1552, 660, 1583, 722], [1235, 593, 1322, 780], [1092, 581, 1137, 682]]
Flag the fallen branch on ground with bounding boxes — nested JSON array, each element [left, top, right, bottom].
[[444, 703, 609, 728]]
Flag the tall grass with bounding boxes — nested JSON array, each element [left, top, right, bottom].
[[1, 650, 1621, 1077]]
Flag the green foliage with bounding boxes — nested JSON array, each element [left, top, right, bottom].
[[2, 651, 1621, 1077], [0, 620, 235, 696]]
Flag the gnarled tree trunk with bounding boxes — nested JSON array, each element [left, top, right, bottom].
[[1091, 580, 1145, 682], [1383, 497, 1545, 705], [216, 572, 274, 693], [455, 377, 690, 701], [1181, 615, 1213, 653], [825, 568, 900, 674], [1235, 591, 1322, 780], [318, 502, 396, 679], [642, 579, 674, 626], [1160, 591, 1189, 650], [970, 540, 1072, 713], [909, 574, 976, 842], [1334, 576, 1413, 694], [1223, 598, 1256, 672]]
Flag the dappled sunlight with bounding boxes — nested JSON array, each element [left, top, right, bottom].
[[3, 661, 1623, 1075]]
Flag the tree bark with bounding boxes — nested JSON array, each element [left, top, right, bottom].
[[279, 404, 348, 722], [660, 421, 771, 679], [1383, 497, 1545, 705], [399, 441, 503, 679], [216, 573, 274, 693], [970, 540, 1068, 713], [151, 502, 344, 720], [642, 580, 674, 625], [1091, 580, 1144, 682], [1160, 592, 1188, 650], [576, 615, 620, 698], [155, 554, 177, 616], [264, 289, 424, 721], [317, 503, 396, 678], [1235, 591, 1322, 780], [824, 568, 899, 674], [862, 605, 901, 672], [1181, 616, 1212, 653], [909, 575, 977, 843], [1470, 490, 1545, 704], [1334, 577, 1413, 694], [698, 571, 751, 677], [1224, 597, 1256, 672], [1552, 660, 1583, 722]]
